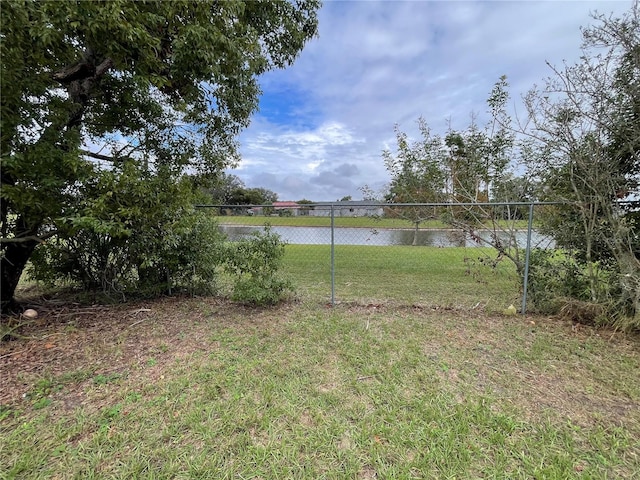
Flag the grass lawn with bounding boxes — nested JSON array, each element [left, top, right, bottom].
[[1, 248, 639, 478], [214, 214, 441, 228], [284, 245, 520, 310]]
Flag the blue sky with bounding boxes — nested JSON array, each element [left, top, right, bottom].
[[233, 0, 632, 202]]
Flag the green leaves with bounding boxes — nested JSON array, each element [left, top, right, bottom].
[[2, 0, 319, 306], [224, 227, 293, 305]]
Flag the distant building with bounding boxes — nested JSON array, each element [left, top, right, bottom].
[[272, 201, 300, 216], [309, 201, 384, 217]]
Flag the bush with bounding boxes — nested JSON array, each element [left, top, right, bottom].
[[136, 212, 226, 296], [224, 227, 293, 305], [527, 248, 638, 329], [28, 230, 136, 294], [28, 211, 226, 298], [527, 249, 585, 314]]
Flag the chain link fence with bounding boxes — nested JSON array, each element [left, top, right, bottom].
[[196, 203, 557, 312]]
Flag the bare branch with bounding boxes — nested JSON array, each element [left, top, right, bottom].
[[1, 230, 58, 244]]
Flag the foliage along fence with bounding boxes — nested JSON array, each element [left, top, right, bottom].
[[196, 202, 559, 313]]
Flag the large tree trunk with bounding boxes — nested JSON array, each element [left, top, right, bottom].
[[1, 55, 111, 313], [1, 238, 38, 313]]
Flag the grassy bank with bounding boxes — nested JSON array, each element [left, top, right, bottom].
[[212, 215, 530, 230], [1, 298, 639, 478], [214, 215, 441, 228]]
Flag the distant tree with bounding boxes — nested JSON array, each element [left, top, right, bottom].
[[228, 186, 277, 206], [359, 185, 385, 202], [206, 174, 277, 206], [490, 173, 539, 220], [339, 195, 352, 202], [250, 188, 278, 205], [383, 119, 448, 244], [296, 199, 313, 215], [1, 0, 319, 309], [207, 174, 247, 205], [383, 83, 516, 253]]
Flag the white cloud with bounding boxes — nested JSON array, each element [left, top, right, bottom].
[[234, 0, 632, 201]]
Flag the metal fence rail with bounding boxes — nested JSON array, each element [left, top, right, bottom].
[[196, 202, 560, 312]]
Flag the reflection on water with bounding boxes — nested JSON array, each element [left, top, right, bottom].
[[219, 225, 553, 248]]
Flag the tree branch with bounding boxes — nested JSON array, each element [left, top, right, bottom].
[[80, 143, 140, 163], [80, 149, 120, 162], [1, 230, 59, 244]]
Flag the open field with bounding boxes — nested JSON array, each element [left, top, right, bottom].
[[2, 248, 639, 478]]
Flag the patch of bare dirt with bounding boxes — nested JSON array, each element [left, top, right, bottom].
[[0, 296, 287, 408]]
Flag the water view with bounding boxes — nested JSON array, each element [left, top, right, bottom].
[[219, 225, 554, 248]]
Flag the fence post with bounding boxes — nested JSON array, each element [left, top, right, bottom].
[[331, 203, 335, 307], [521, 202, 534, 314]]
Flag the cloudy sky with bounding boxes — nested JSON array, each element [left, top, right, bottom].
[[233, 0, 631, 202]]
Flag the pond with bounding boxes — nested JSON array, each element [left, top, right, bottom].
[[218, 225, 554, 248]]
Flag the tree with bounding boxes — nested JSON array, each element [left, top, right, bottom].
[[206, 174, 247, 205], [296, 198, 314, 216], [1, 0, 319, 309], [518, 2, 639, 325], [490, 173, 539, 220], [383, 119, 448, 244], [247, 187, 278, 205], [383, 81, 516, 254], [208, 175, 278, 207]]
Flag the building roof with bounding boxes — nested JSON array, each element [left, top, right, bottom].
[[272, 201, 300, 208], [312, 201, 383, 207]]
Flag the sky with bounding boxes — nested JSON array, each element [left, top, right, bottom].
[[233, 0, 632, 202]]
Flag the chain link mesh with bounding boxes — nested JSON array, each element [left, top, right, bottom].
[[202, 203, 555, 310]]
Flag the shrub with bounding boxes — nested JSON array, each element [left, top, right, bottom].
[[28, 211, 226, 298], [28, 230, 136, 294], [224, 227, 293, 305], [527, 248, 638, 329]]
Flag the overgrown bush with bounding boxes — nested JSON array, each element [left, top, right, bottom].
[[29, 219, 293, 306], [26, 162, 294, 305], [527, 248, 638, 329], [224, 227, 293, 305], [28, 230, 137, 294], [28, 212, 226, 298]]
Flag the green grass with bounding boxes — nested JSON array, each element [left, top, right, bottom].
[[3, 248, 638, 478], [213, 215, 530, 230], [1, 300, 639, 478], [215, 214, 441, 228], [283, 245, 520, 310]]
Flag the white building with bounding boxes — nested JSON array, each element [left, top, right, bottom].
[[308, 201, 384, 217]]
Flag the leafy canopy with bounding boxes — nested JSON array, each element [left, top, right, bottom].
[[0, 0, 320, 308]]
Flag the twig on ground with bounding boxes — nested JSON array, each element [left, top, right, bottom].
[[0, 349, 27, 360], [129, 318, 149, 328]]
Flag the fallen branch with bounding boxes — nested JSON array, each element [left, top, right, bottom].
[[0, 349, 27, 360], [129, 317, 150, 328]]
